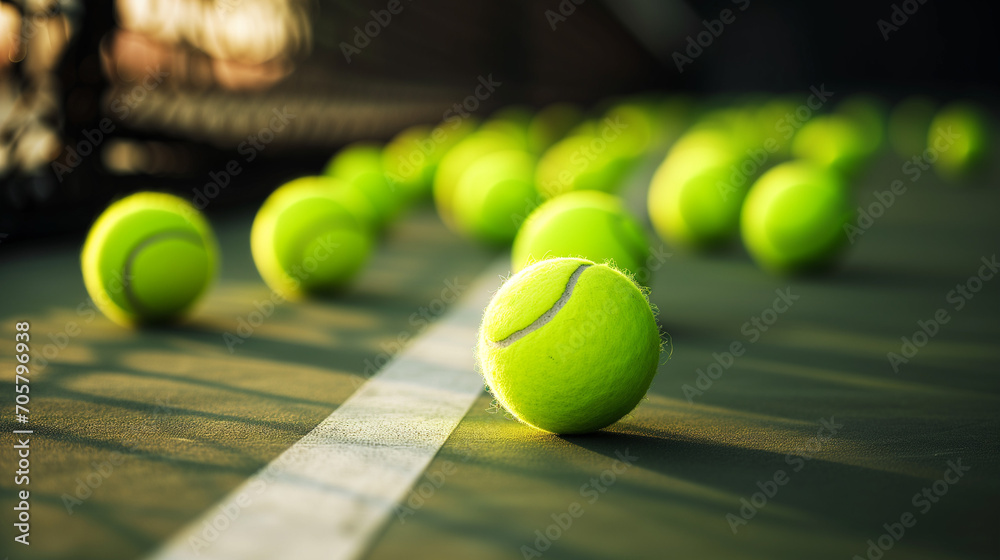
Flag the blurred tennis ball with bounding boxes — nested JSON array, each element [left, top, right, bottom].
[[81, 192, 218, 326], [381, 126, 438, 199], [480, 106, 534, 149], [285, 176, 379, 232], [476, 257, 661, 434], [648, 139, 748, 251], [837, 94, 887, 158], [656, 94, 698, 146], [383, 119, 479, 201], [251, 178, 373, 299], [602, 102, 656, 161], [433, 130, 523, 229], [690, 107, 762, 156], [325, 142, 399, 228], [791, 115, 868, 176], [741, 161, 853, 273], [535, 132, 632, 199], [928, 102, 990, 181], [888, 96, 937, 158], [452, 149, 537, 245], [512, 191, 650, 282], [755, 98, 799, 158], [527, 103, 582, 154]]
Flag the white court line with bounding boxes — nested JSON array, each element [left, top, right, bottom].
[[148, 258, 508, 560]]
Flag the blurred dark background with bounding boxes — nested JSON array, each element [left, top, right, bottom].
[[1, 0, 996, 239]]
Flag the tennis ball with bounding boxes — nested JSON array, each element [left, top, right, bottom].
[[452, 149, 537, 245], [535, 133, 631, 199], [294, 175, 381, 232], [527, 103, 582, 154], [381, 125, 438, 199], [251, 177, 373, 299], [433, 131, 522, 229], [325, 142, 399, 227], [888, 96, 936, 158], [690, 107, 761, 155], [81, 192, 218, 326], [791, 115, 868, 176], [755, 98, 798, 158], [383, 119, 477, 200], [602, 102, 656, 161], [477, 257, 661, 434], [647, 129, 751, 250], [656, 94, 697, 146], [837, 94, 887, 158], [480, 106, 534, 149], [928, 102, 990, 181], [512, 191, 650, 281], [741, 161, 853, 273]]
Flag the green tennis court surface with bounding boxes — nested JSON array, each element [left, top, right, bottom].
[[1, 153, 998, 560]]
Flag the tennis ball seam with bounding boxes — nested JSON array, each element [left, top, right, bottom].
[[121, 229, 206, 315], [485, 263, 591, 349]]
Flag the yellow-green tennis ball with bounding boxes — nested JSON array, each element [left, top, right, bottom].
[[452, 149, 537, 245], [382, 119, 477, 200], [646, 130, 749, 251], [527, 103, 582, 154], [791, 115, 868, 176], [535, 134, 631, 199], [513, 191, 649, 282], [325, 142, 399, 227], [837, 94, 887, 158], [656, 94, 698, 146], [888, 96, 936, 158], [477, 257, 661, 434], [279, 176, 379, 233], [755, 98, 799, 158], [480, 106, 534, 149], [928, 102, 990, 181], [741, 161, 853, 273], [81, 192, 218, 326], [433, 131, 522, 228], [648, 158, 746, 251], [690, 107, 761, 155], [602, 102, 655, 161], [251, 178, 373, 299], [661, 129, 740, 180], [381, 125, 438, 199]]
